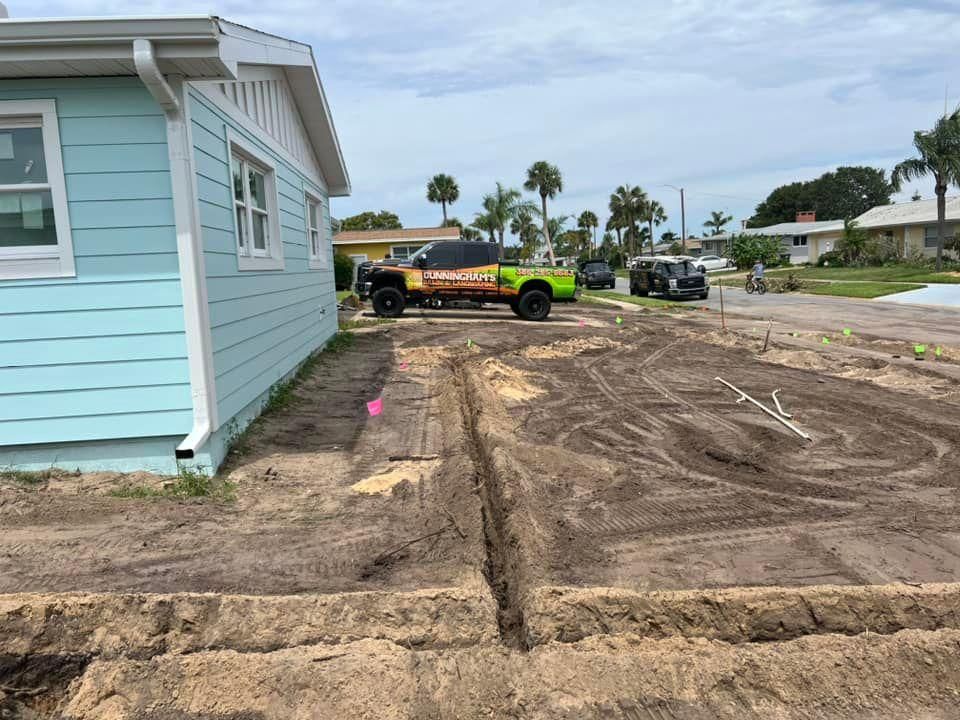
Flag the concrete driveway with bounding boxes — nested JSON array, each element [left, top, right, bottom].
[[875, 283, 960, 307], [610, 276, 960, 346]]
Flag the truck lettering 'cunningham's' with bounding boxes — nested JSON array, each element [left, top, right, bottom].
[[355, 241, 579, 320]]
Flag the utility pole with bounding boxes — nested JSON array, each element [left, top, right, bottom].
[[680, 187, 686, 254]]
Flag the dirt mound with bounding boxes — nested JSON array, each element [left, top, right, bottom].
[[525, 582, 960, 645], [351, 459, 441, 495], [520, 336, 620, 359], [396, 344, 452, 367], [478, 358, 544, 402]]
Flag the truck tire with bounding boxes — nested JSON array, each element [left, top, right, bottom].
[[509, 300, 523, 317], [517, 289, 551, 321], [639, 289, 649, 297], [371, 286, 405, 317]]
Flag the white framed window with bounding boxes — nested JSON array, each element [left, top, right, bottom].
[[390, 244, 424, 260], [228, 131, 283, 271], [0, 99, 74, 280], [305, 191, 328, 269], [792, 235, 808, 247]]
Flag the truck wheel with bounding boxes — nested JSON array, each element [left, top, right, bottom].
[[517, 290, 551, 321], [639, 289, 649, 297], [509, 300, 523, 317], [699, 292, 709, 300], [371, 286, 405, 317], [629, 283, 638, 296]]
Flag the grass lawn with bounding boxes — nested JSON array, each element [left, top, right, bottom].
[[803, 281, 925, 299], [767, 265, 960, 284], [336, 289, 355, 302], [582, 290, 696, 309]]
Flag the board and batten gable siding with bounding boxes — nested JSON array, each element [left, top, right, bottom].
[[0, 77, 192, 458], [188, 86, 336, 429]]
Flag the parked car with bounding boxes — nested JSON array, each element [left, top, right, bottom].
[[693, 255, 735, 273], [629, 257, 709, 300], [578, 259, 617, 289]]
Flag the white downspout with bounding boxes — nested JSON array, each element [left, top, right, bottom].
[[134, 39, 218, 462]]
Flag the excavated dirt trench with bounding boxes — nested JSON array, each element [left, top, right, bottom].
[[4, 305, 960, 716]]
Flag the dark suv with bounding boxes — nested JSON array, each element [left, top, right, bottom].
[[629, 257, 709, 299], [578, 259, 617, 289]]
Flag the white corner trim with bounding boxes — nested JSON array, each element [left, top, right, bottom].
[[226, 128, 285, 272], [0, 98, 75, 280], [190, 81, 328, 192], [135, 39, 218, 459]]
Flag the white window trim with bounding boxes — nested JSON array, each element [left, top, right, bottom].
[[304, 189, 328, 270], [227, 130, 284, 272], [0, 99, 74, 281]]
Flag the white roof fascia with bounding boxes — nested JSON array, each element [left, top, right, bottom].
[[334, 236, 459, 246]]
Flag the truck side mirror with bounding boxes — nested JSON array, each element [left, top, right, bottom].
[[417, 255, 427, 267]]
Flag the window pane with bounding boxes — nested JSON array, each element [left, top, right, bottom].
[[463, 243, 493, 266], [248, 168, 267, 210], [235, 206, 247, 251], [252, 211, 268, 250], [0, 127, 47, 185], [0, 191, 57, 246], [424, 243, 459, 268], [307, 200, 318, 230], [231, 156, 244, 202], [311, 229, 319, 256]]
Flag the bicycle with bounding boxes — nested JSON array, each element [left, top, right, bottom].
[[745, 274, 767, 295]]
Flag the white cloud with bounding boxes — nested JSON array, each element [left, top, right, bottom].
[[20, 0, 960, 236]]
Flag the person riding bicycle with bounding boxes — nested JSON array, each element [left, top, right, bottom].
[[748, 258, 765, 291]]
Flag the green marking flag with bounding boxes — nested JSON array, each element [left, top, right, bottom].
[[936, 346, 944, 358], [914, 344, 926, 355], [615, 316, 623, 325], [467, 338, 473, 348], [843, 328, 852, 336], [822, 337, 830, 345], [791, 332, 799, 337]]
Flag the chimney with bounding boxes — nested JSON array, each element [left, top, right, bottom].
[[796, 210, 816, 223]]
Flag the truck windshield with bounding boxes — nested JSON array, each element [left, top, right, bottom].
[[407, 243, 436, 263], [584, 262, 610, 272], [662, 261, 698, 275]]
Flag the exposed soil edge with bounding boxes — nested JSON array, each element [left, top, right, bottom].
[[525, 582, 960, 645], [0, 587, 498, 659], [453, 356, 532, 649], [63, 629, 960, 719]]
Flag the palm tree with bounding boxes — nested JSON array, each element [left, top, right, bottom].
[[426, 173, 460, 225], [482, 182, 536, 258], [660, 230, 678, 245], [578, 210, 599, 255], [605, 214, 624, 263], [608, 184, 647, 260], [600, 231, 615, 260], [703, 210, 733, 236], [523, 161, 563, 265], [892, 109, 960, 271], [510, 206, 539, 259], [639, 199, 667, 255], [471, 211, 497, 244]]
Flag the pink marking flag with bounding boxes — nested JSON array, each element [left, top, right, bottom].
[[367, 397, 383, 416], [399, 362, 409, 371], [578, 319, 586, 327]]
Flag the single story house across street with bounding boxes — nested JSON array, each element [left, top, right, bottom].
[[333, 226, 460, 266], [0, 15, 349, 474], [854, 196, 960, 259]]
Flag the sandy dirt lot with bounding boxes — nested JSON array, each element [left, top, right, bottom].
[[3, 302, 960, 717]]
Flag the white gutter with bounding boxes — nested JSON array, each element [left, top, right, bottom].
[[134, 38, 218, 462]]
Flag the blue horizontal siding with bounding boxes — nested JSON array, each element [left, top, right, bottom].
[[1, 358, 188, 394], [0, 78, 189, 449], [0, 410, 193, 446], [189, 88, 337, 432]]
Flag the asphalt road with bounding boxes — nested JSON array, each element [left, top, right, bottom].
[[609, 276, 960, 346]]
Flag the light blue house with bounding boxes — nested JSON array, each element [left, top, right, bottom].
[[0, 15, 350, 474]]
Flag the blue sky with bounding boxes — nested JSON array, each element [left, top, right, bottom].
[[24, 0, 960, 242]]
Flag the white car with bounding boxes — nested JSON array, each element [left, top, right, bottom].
[[692, 255, 735, 272]]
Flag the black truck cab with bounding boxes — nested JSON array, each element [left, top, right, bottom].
[[629, 257, 709, 300]]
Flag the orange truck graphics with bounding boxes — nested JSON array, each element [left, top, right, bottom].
[[354, 242, 579, 321]]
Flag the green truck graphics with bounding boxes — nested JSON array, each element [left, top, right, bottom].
[[355, 241, 578, 321]]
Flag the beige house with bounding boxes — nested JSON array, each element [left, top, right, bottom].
[[700, 213, 843, 264], [853, 197, 960, 259]]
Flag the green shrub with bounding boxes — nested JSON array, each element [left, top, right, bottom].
[[730, 233, 781, 269], [817, 250, 844, 267], [334, 253, 355, 290]]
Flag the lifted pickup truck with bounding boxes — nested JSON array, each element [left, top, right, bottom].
[[629, 256, 710, 300], [355, 241, 579, 320]]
